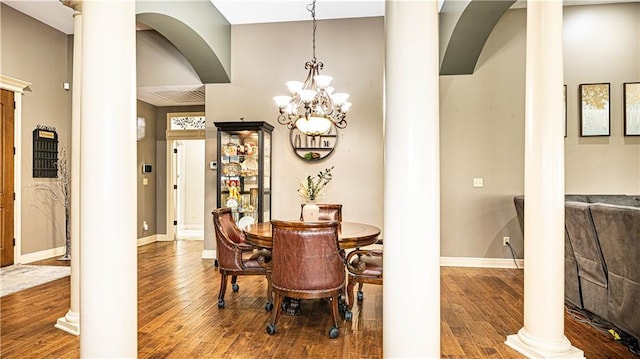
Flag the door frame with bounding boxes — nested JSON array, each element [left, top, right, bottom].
[[0, 75, 31, 264], [165, 112, 205, 241]]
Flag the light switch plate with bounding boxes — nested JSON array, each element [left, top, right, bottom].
[[473, 178, 484, 188]]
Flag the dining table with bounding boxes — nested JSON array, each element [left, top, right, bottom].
[[242, 220, 381, 315], [243, 220, 381, 249]]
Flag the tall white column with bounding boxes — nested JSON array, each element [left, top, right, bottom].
[[506, 1, 583, 357], [56, 0, 82, 336], [79, 1, 137, 357], [384, 1, 440, 357]]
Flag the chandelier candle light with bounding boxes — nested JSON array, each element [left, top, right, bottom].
[[273, 0, 351, 136]]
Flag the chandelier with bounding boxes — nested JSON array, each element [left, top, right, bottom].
[[273, 0, 351, 136]]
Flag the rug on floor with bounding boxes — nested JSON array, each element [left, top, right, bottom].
[[0, 264, 70, 297]]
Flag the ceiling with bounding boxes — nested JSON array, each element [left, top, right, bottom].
[[4, 0, 638, 34], [2, 0, 388, 35], [4, 0, 638, 106]]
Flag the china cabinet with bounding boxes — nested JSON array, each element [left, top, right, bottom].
[[215, 121, 273, 223]]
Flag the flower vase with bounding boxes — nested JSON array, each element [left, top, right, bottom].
[[302, 202, 320, 222]]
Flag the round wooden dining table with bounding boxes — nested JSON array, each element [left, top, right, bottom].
[[243, 221, 381, 249]]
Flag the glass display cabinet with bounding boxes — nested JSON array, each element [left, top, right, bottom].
[[215, 121, 273, 223]]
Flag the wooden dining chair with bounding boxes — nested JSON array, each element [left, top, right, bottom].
[[344, 247, 383, 321], [266, 220, 345, 338], [299, 203, 343, 222], [212, 208, 272, 310]]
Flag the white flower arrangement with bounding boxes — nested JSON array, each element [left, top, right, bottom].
[[297, 166, 334, 201]]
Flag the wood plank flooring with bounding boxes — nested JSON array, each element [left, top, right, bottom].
[[1, 240, 637, 358]]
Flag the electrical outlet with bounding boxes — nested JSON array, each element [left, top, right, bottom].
[[143, 221, 149, 231], [503, 236, 510, 246]]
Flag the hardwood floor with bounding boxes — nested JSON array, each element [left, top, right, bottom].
[[1, 240, 637, 358]]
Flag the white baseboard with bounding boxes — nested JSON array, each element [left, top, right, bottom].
[[19, 246, 66, 264], [19, 246, 519, 269], [137, 235, 157, 247], [440, 256, 524, 269], [155, 234, 173, 242], [202, 249, 216, 259]]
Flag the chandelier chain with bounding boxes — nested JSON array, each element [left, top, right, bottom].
[[307, 0, 317, 62]]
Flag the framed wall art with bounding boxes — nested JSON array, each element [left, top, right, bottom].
[[579, 83, 610, 137], [624, 82, 640, 136]]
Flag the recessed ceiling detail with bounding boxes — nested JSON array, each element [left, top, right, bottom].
[[136, 1, 231, 84], [150, 90, 205, 104]]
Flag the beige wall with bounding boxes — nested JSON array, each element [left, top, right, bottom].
[[1, 4, 71, 255], [440, 8, 527, 259], [440, 4, 640, 259], [137, 100, 158, 238], [204, 17, 385, 250], [563, 3, 640, 194]]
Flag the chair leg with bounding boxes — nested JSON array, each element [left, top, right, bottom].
[[265, 273, 274, 311], [231, 275, 239, 292], [218, 271, 229, 309], [347, 276, 356, 310], [329, 294, 341, 329], [328, 294, 341, 338], [267, 292, 284, 335]]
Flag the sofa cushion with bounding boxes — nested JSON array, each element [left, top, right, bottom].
[[564, 201, 608, 288], [590, 203, 640, 340], [565, 194, 589, 203], [587, 194, 639, 207]]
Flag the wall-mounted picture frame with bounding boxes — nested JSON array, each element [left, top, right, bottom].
[[624, 82, 640, 136], [579, 83, 610, 137]]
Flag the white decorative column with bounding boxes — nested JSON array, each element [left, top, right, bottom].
[[56, 0, 82, 336], [384, 1, 440, 357], [505, 1, 583, 357], [79, 1, 137, 357]]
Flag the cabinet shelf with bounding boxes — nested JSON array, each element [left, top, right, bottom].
[[293, 147, 333, 151]]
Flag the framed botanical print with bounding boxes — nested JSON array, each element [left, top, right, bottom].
[[624, 82, 640, 136], [579, 83, 610, 137]]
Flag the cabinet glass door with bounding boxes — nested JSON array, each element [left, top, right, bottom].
[[216, 121, 273, 223]]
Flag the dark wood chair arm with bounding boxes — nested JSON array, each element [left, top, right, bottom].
[[247, 248, 272, 268], [345, 249, 383, 275]]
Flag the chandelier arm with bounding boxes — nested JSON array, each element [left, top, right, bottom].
[[277, 113, 292, 126], [333, 118, 348, 129], [303, 61, 317, 89]]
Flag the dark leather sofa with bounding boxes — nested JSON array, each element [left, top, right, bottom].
[[514, 194, 640, 342]]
